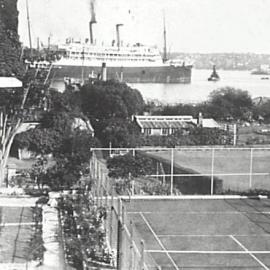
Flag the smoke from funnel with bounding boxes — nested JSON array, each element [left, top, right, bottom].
[[90, 0, 97, 23]]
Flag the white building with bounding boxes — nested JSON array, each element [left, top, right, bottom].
[[133, 115, 220, 136]]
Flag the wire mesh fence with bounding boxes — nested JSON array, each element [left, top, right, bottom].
[[90, 146, 270, 195]]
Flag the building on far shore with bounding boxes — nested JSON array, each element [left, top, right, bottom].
[[133, 114, 220, 136]]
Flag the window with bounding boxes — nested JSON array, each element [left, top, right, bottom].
[[162, 128, 169, 135], [144, 128, 152, 135]]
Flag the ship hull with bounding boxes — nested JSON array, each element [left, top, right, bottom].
[[50, 64, 192, 84]]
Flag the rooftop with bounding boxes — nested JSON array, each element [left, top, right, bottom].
[[0, 77, 22, 88]]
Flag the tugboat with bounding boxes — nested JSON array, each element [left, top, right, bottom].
[[208, 65, 220, 81]]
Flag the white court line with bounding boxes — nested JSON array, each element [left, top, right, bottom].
[[0, 222, 35, 226], [157, 234, 270, 237], [230, 235, 270, 270], [129, 211, 270, 214], [146, 250, 270, 254], [140, 212, 180, 270]]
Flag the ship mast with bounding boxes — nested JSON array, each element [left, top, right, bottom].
[[26, 0, 32, 57], [163, 11, 167, 63]]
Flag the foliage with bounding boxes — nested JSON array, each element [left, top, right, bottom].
[[154, 87, 255, 122], [207, 87, 253, 121], [43, 131, 100, 190], [27, 206, 44, 262], [0, 0, 25, 78], [107, 152, 155, 179], [94, 117, 142, 147], [158, 102, 209, 118], [138, 127, 232, 147], [141, 180, 176, 195], [59, 193, 112, 269], [30, 156, 48, 189], [80, 80, 145, 120], [254, 100, 270, 123]]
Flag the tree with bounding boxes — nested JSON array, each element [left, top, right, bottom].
[[0, 0, 25, 78], [0, 81, 51, 186], [254, 100, 270, 123], [80, 80, 145, 120], [44, 130, 100, 190], [207, 87, 253, 121], [107, 152, 155, 179], [94, 118, 142, 148]]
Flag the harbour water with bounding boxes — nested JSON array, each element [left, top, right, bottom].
[[51, 69, 270, 104], [129, 69, 270, 104]]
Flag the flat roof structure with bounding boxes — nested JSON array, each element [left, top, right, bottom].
[[0, 77, 22, 88]]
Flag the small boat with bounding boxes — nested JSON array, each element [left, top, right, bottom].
[[261, 77, 269, 80], [208, 65, 220, 81]]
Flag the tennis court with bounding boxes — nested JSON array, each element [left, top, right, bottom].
[[120, 196, 270, 270]]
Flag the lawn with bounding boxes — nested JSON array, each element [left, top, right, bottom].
[[147, 148, 270, 192]]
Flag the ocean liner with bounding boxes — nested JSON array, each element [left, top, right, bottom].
[[50, 18, 192, 84]]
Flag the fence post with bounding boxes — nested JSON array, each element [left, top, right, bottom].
[[249, 148, 254, 189], [233, 124, 237, 146], [211, 148, 215, 195], [109, 191, 114, 248], [170, 148, 174, 195], [129, 220, 134, 270], [96, 163, 100, 207], [140, 240, 145, 270], [105, 176, 109, 209], [117, 198, 123, 270]]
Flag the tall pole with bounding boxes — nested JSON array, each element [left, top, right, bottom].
[[163, 11, 167, 63], [26, 0, 32, 57]]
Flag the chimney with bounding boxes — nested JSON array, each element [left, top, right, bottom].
[[101, 62, 107, 81], [116, 24, 123, 50], [89, 21, 96, 45], [197, 112, 203, 127]]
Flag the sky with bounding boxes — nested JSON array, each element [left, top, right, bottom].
[[17, 0, 270, 54]]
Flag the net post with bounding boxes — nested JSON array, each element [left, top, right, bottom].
[[249, 148, 254, 189], [170, 148, 174, 195], [140, 240, 145, 270], [211, 148, 215, 195]]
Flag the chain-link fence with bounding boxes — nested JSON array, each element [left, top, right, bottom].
[[90, 147, 270, 195]]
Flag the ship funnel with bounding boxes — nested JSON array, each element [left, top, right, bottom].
[[101, 62, 107, 81], [116, 24, 123, 50], [89, 21, 96, 45]]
